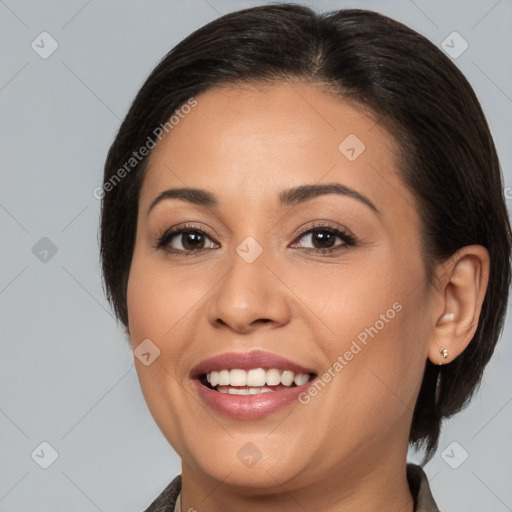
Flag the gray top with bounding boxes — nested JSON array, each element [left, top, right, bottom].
[[143, 463, 440, 512]]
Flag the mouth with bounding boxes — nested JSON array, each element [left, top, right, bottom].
[[189, 351, 318, 418], [198, 368, 316, 395]]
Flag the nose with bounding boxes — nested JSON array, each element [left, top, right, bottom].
[[207, 243, 292, 334]]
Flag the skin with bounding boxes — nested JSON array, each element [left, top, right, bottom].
[[126, 80, 489, 512]]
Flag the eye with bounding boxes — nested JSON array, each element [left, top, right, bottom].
[[156, 225, 219, 255], [156, 222, 355, 256], [291, 224, 356, 253]]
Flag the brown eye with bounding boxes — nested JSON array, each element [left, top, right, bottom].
[[177, 231, 206, 251], [309, 230, 336, 249], [157, 228, 218, 254], [292, 226, 356, 252]]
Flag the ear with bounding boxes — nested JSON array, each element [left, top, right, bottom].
[[427, 245, 490, 365]]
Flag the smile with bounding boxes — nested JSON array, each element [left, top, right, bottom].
[[201, 368, 313, 395], [190, 351, 318, 418]]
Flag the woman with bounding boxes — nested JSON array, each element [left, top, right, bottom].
[[99, 4, 511, 511]]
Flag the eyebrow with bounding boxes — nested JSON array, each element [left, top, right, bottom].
[[147, 183, 379, 215], [148, 188, 216, 215], [279, 183, 379, 214]]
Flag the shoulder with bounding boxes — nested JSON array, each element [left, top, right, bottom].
[[142, 475, 181, 512], [406, 463, 441, 512]]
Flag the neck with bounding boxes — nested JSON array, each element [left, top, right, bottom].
[[180, 448, 414, 512]]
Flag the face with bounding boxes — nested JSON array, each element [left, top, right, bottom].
[[127, 81, 436, 491]]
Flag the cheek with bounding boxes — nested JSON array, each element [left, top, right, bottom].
[[126, 257, 197, 442], [126, 266, 161, 349], [332, 282, 431, 426], [126, 256, 204, 347], [289, 252, 430, 418]]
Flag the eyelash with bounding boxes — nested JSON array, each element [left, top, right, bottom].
[[155, 222, 357, 257]]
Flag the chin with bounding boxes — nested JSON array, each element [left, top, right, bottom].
[[180, 433, 309, 490]]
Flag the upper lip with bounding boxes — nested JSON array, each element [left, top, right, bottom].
[[189, 350, 316, 378]]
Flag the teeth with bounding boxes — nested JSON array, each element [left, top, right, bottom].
[[229, 369, 246, 386], [281, 370, 294, 386], [266, 369, 281, 386], [218, 369, 230, 386], [217, 386, 276, 395], [294, 373, 309, 386], [228, 387, 250, 395], [206, 368, 311, 390], [246, 368, 266, 387]]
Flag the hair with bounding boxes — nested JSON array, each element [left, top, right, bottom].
[[100, 3, 511, 461]]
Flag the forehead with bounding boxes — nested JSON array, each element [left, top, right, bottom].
[[139, 80, 414, 219]]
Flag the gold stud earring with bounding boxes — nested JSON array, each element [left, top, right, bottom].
[[439, 348, 448, 364]]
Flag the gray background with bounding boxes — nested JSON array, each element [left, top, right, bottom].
[[0, 0, 510, 510]]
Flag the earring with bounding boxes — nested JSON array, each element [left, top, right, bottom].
[[439, 348, 448, 364]]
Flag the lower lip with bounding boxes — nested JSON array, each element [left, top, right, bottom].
[[191, 378, 314, 419]]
